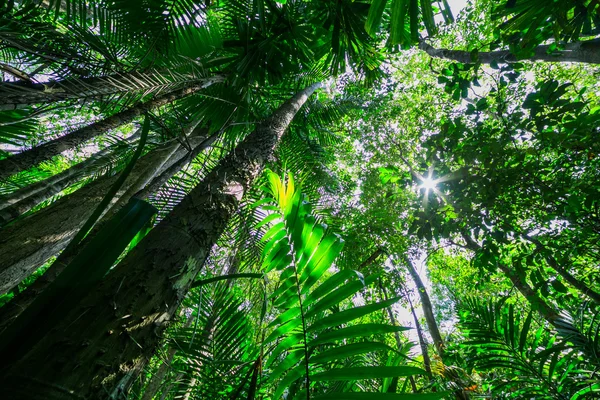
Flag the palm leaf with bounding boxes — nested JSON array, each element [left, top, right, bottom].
[[255, 171, 443, 398]]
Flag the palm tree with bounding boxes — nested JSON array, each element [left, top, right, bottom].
[[1, 82, 320, 398], [0, 133, 211, 295], [0, 76, 224, 181]]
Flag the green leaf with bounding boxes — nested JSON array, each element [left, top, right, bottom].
[[311, 366, 425, 381], [365, 0, 388, 35], [309, 342, 395, 364], [307, 296, 402, 332], [551, 279, 568, 294], [305, 273, 379, 318], [309, 324, 411, 347]]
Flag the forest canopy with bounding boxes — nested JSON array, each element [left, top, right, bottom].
[[0, 0, 599, 399]]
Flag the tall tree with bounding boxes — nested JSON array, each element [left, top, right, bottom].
[[0, 76, 223, 181], [0, 134, 210, 294], [0, 83, 320, 398], [404, 257, 445, 359], [0, 132, 220, 331]]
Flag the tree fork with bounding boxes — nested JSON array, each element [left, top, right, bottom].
[[1, 83, 321, 399]]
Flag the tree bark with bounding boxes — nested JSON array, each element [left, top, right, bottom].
[[0, 75, 224, 181], [405, 258, 445, 359], [0, 136, 206, 295], [419, 39, 600, 65], [0, 130, 142, 226], [0, 132, 218, 331], [1, 83, 320, 399], [0, 70, 204, 110], [377, 278, 403, 350]]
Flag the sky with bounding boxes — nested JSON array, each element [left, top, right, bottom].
[[447, 0, 468, 15]]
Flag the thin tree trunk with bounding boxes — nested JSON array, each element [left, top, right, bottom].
[[0, 75, 224, 181], [0, 70, 204, 110], [460, 232, 561, 327], [406, 290, 432, 375], [377, 277, 403, 349], [419, 39, 600, 65], [0, 136, 206, 295], [1, 83, 320, 399], [405, 258, 445, 359], [0, 130, 142, 225], [133, 132, 220, 201], [522, 234, 600, 305], [0, 132, 218, 331], [358, 247, 386, 270]]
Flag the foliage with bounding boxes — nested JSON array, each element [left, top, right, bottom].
[[458, 297, 600, 399], [1, 1, 600, 399]]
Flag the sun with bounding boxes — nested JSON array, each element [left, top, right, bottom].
[[420, 177, 436, 190]]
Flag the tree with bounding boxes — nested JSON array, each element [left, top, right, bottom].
[[0, 133, 210, 294], [2, 0, 600, 398], [419, 39, 600, 65], [0, 83, 320, 398], [0, 76, 224, 181]]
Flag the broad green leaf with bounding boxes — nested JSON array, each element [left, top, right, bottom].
[[309, 324, 411, 347], [305, 273, 379, 319], [307, 296, 402, 332], [309, 342, 394, 364], [365, 0, 388, 35], [273, 362, 305, 399], [265, 332, 304, 369], [255, 213, 281, 229], [305, 270, 360, 305], [311, 366, 425, 381]]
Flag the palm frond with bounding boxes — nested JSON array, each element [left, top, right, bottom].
[[255, 171, 443, 398], [458, 297, 597, 399]]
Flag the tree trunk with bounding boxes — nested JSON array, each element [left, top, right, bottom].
[[460, 232, 561, 327], [0, 130, 142, 225], [0, 75, 224, 181], [0, 70, 204, 110], [405, 258, 445, 359], [406, 291, 432, 375], [0, 132, 218, 331], [377, 278, 403, 350], [1, 83, 320, 399], [0, 136, 206, 295], [522, 234, 600, 305], [419, 39, 600, 65]]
